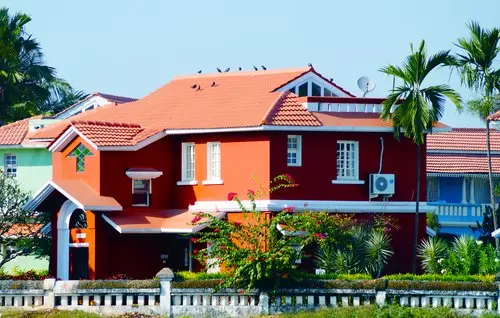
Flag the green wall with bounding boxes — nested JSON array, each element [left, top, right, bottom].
[[0, 148, 52, 196]]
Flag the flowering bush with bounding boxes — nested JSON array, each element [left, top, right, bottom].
[[418, 235, 500, 275]]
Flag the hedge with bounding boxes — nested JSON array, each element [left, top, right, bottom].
[[77, 280, 160, 290]]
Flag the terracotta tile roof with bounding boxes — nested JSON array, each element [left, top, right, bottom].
[[263, 92, 321, 126], [104, 209, 224, 233], [0, 115, 43, 145], [427, 128, 500, 152], [52, 179, 122, 210], [71, 120, 162, 147], [427, 154, 500, 174], [2, 223, 44, 238], [488, 111, 500, 121]]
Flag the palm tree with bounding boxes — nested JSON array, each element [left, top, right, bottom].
[[452, 22, 500, 249], [380, 40, 462, 273], [0, 7, 75, 121]]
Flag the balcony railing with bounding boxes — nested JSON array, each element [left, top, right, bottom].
[[427, 203, 489, 227]]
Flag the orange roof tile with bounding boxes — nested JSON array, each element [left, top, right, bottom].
[[104, 210, 224, 233], [427, 154, 500, 174], [264, 92, 321, 126], [427, 128, 500, 152], [52, 179, 121, 210], [0, 115, 43, 145], [2, 223, 44, 238]]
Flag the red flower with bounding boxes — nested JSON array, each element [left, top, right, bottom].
[[227, 192, 238, 201], [316, 221, 321, 225], [284, 173, 295, 183], [282, 273, 289, 278], [247, 189, 255, 197], [191, 215, 202, 224], [192, 249, 199, 255], [261, 257, 266, 261], [283, 206, 296, 213], [220, 245, 226, 250], [213, 228, 220, 233], [191, 237, 200, 243], [314, 233, 326, 239], [292, 183, 299, 187], [233, 221, 242, 227]]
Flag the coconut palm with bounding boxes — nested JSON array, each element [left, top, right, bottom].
[[0, 7, 75, 121], [452, 22, 500, 248], [380, 40, 462, 273]]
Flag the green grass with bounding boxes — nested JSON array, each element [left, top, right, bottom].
[[262, 305, 500, 317]]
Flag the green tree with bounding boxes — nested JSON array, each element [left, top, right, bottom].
[[451, 22, 500, 249], [380, 40, 462, 273], [0, 7, 78, 121]]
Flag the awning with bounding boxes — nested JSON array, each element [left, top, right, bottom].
[[25, 180, 122, 212], [102, 209, 225, 234]]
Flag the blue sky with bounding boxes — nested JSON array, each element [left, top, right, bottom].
[[3, 0, 499, 127]]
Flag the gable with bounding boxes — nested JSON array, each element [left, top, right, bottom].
[[53, 95, 112, 119], [275, 71, 355, 97]]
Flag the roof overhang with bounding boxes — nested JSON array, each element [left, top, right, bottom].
[[125, 169, 163, 180], [25, 180, 122, 212], [102, 210, 226, 234]]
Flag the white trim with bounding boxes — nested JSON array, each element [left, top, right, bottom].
[[102, 212, 227, 234], [440, 221, 479, 228], [206, 142, 222, 181], [131, 179, 151, 207], [336, 140, 359, 181], [331, 180, 365, 184], [57, 200, 79, 280], [492, 228, 500, 238], [177, 180, 198, 186], [181, 142, 196, 182], [287, 135, 302, 167], [69, 243, 89, 248], [125, 170, 163, 180], [426, 226, 437, 237], [189, 200, 433, 213], [276, 72, 350, 97], [0, 143, 50, 149], [202, 180, 224, 185]]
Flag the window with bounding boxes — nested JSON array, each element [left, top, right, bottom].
[[324, 88, 332, 97], [287, 135, 302, 166], [298, 82, 308, 97], [336, 141, 359, 180], [4, 154, 17, 178], [207, 142, 221, 181], [311, 82, 321, 96], [132, 179, 151, 206], [182, 143, 196, 181], [67, 144, 94, 172], [427, 177, 440, 202]]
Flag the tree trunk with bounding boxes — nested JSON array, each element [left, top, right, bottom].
[[412, 143, 421, 274], [486, 120, 499, 250]]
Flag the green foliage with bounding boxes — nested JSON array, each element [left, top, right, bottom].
[[0, 310, 103, 318], [171, 280, 222, 289], [475, 205, 500, 244], [418, 235, 500, 275], [174, 271, 227, 281], [386, 280, 496, 292], [426, 212, 440, 233], [383, 273, 494, 283], [77, 280, 160, 290]]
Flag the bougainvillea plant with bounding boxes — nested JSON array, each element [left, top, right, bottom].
[[190, 174, 327, 291]]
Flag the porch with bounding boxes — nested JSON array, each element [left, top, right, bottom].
[[427, 202, 491, 236]]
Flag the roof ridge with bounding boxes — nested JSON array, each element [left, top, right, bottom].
[[172, 67, 311, 81], [71, 120, 142, 128]]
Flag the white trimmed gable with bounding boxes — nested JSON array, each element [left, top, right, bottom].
[[53, 95, 112, 119], [275, 72, 352, 97]]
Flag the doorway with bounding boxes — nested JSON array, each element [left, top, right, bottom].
[[70, 247, 89, 280]]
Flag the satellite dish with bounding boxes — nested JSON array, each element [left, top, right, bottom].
[[357, 76, 376, 97]]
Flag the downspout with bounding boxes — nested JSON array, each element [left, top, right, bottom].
[[378, 137, 384, 174]]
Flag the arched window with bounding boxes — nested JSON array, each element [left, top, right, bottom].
[[69, 209, 88, 229]]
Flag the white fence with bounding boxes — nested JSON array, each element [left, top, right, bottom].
[[0, 268, 498, 317]]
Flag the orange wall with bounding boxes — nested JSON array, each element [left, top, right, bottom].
[[52, 137, 101, 193]]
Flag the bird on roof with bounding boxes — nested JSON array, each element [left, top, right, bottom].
[[211, 81, 216, 87], [261, 65, 267, 70], [224, 67, 230, 72], [329, 78, 333, 82], [191, 84, 197, 89], [238, 67, 242, 71], [253, 65, 258, 71], [217, 67, 222, 73], [196, 85, 201, 91], [197, 70, 202, 74], [308, 63, 313, 67]]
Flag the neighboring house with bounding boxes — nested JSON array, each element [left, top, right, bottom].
[[426, 128, 500, 237], [26, 66, 446, 280], [0, 93, 137, 195]]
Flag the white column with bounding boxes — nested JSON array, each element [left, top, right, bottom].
[[470, 178, 476, 204], [57, 228, 70, 280], [462, 178, 468, 204]]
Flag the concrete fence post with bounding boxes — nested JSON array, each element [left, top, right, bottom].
[[375, 290, 386, 307], [43, 278, 56, 309], [259, 292, 269, 315], [156, 268, 174, 318]]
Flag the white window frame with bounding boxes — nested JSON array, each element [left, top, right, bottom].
[[178, 142, 198, 185], [287, 135, 302, 167], [132, 179, 151, 206], [332, 141, 364, 185], [4, 153, 17, 179], [203, 142, 223, 185]]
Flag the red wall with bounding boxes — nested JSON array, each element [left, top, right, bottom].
[[270, 132, 427, 202]]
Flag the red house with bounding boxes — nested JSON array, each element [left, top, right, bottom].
[[26, 66, 442, 279]]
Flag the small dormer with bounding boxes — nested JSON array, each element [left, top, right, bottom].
[[275, 69, 353, 97]]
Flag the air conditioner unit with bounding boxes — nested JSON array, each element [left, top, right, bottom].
[[369, 174, 395, 196]]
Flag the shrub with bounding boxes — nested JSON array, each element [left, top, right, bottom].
[[77, 280, 160, 290], [418, 237, 447, 274], [387, 280, 496, 292], [174, 271, 227, 281], [383, 273, 495, 283], [426, 212, 440, 233]]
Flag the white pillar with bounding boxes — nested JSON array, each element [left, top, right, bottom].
[[57, 229, 70, 280], [462, 178, 468, 204], [470, 178, 476, 204]]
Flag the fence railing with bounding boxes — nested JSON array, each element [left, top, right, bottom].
[[0, 268, 499, 317]]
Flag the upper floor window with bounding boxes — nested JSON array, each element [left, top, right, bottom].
[[427, 177, 440, 202], [132, 179, 151, 206], [287, 135, 302, 166], [336, 141, 358, 180], [182, 143, 196, 181], [207, 142, 221, 181], [4, 154, 17, 178], [67, 144, 94, 172]]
